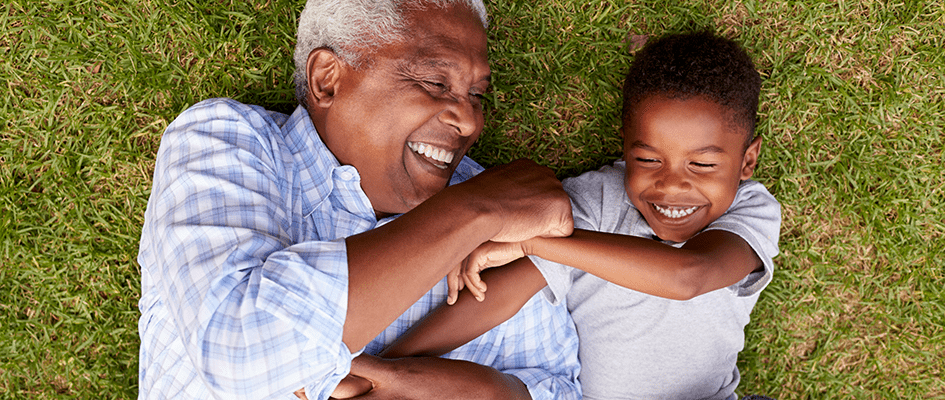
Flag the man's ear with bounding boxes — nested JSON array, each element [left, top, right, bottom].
[[305, 47, 343, 109], [740, 135, 763, 181]]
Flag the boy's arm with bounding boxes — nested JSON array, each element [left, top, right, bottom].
[[524, 228, 761, 301], [380, 258, 547, 358]]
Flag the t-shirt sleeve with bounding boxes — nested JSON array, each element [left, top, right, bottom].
[[704, 180, 782, 297], [530, 169, 607, 306]]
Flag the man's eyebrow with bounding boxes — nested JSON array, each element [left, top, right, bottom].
[[416, 58, 458, 70], [406, 56, 491, 84]]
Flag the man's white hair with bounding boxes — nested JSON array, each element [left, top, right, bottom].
[[293, 0, 488, 106]]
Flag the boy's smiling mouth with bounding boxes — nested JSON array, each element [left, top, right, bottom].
[[652, 203, 700, 219], [407, 141, 455, 170]]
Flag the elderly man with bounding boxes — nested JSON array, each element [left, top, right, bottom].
[[137, 0, 581, 399]]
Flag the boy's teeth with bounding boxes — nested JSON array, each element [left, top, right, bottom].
[[654, 204, 698, 219], [408, 142, 454, 167]]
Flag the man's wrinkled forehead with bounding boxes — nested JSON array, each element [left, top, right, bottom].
[[396, 5, 490, 76]]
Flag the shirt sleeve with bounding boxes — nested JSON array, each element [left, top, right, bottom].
[[704, 180, 782, 296], [138, 100, 352, 399], [530, 168, 607, 307], [447, 292, 583, 400]]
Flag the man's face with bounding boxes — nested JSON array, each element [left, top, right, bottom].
[[622, 95, 760, 243], [317, 4, 490, 218]]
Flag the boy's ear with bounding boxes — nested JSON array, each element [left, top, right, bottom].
[[305, 47, 344, 109], [739, 136, 763, 181]]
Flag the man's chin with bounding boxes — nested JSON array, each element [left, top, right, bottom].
[[376, 182, 449, 218]]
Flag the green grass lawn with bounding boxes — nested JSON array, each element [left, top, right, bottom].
[[2, 0, 943, 398]]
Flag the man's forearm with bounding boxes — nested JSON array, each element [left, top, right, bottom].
[[344, 186, 500, 350]]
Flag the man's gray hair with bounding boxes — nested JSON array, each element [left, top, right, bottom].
[[293, 0, 488, 106]]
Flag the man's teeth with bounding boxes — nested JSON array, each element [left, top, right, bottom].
[[408, 142, 454, 167], [653, 204, 698, 219]]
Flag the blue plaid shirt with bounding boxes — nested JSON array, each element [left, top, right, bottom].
[[138, 98, 581, 400]]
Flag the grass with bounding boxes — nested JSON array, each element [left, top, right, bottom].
[[1, 0, 943, 398]]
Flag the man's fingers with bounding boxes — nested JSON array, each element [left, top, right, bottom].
[[348, 354, 390, 383], [330, 375, 374, 399], [459, 159, 573, 243]]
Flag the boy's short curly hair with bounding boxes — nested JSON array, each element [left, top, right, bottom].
[[621, 31, 761, 146]]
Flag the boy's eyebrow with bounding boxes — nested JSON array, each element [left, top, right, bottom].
[[692, 145, 727, 154], [628, 141, 728, 154]]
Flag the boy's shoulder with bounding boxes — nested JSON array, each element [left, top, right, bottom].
[[562, 160, 627, 191], [732, 179, 781, 213], [561, 160, 629, 207]]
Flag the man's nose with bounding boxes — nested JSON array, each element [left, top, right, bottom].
[[439, 96, 481, 137]]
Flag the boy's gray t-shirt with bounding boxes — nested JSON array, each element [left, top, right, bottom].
[[531, 160, 781, 400]]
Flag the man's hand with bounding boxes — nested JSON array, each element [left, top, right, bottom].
[[460, 159, 573, 243], [294, 374, 374, 400], [331, 374, 375, 399], [447, 241, 529, 304], [343, 354, 530, 400]]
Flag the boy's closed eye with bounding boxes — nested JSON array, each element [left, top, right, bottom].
[[690, 161, 717, 169]]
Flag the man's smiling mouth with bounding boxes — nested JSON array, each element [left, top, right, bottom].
[[652, 204, 699, 219], [407, 141, 454, 169]]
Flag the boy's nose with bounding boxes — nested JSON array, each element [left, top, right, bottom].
[[655, 170, 692, 194]]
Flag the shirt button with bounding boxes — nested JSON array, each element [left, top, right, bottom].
[[338, 171, 354, 181]]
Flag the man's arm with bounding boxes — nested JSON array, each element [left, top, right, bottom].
[[345, 354, 532, 400], [140, 100, 572, 399]]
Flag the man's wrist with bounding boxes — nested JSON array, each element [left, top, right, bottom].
[[436, 181, 505, 241]]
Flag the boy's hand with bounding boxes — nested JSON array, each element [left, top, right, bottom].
[[451, 241, 529, 303], [445, 264, 465, 305]]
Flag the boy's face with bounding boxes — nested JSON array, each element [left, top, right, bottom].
[[622, 94, 761, 243]]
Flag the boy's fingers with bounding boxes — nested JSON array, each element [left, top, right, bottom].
[[446, 267, 464, 305], [464, 266, 487, 294], [461, 256, 488, 293], [463, 273, 486, 301]]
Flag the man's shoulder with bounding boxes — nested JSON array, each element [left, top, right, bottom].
[[169, 98, 291, 132]]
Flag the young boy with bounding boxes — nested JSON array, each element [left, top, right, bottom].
[[373, 31, 781, 400]]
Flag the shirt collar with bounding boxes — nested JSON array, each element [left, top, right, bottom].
[[282, 105, 377, 224]]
